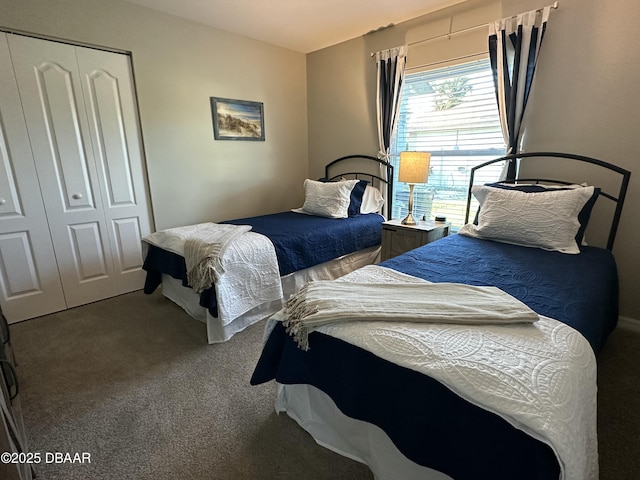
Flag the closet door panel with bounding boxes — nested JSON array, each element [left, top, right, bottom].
[[76, 48, 153, 293], [84, 70, 135, 204], [7, 34, 117, 308], [68, 222, 111, 280], [0, 233, 42, 293], [0, 34, 66, 322], [34, 63, 96, 210], [112, 217, 144, 273]]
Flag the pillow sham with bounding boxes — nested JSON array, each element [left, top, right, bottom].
[[360, 185, 385, 214], [292, 179, 359, 218], [479, 182, 600, 245], [459, 184, 597, 254]]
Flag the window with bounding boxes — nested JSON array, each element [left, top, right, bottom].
[[390, 59, 506, 229]]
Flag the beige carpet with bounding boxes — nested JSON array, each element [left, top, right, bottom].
[[9, 289, 640, 479]]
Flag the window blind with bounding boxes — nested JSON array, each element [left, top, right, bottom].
[[391, 59, 506, 229]]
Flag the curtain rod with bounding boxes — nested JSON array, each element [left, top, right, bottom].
[[408, 1, 558, 48], [371, 1, 558, 57]]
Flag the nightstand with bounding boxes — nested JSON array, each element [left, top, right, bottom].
[[380, 219, 450, 261]]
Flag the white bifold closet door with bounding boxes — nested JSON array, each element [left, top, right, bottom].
[[0, 33, 153, 322]]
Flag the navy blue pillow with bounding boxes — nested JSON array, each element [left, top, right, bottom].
[[318, 178, 369, 216], [476, 183, 600, 246]]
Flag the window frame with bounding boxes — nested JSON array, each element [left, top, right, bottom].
[[390, 58, 506, 229]]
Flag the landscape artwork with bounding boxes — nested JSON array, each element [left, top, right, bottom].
[[210, 97, 265, 141]]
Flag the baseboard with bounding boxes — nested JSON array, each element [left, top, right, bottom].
[[618, 316, 640, 333]]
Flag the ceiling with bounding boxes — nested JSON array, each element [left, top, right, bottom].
[[123, 0, 468, 53]]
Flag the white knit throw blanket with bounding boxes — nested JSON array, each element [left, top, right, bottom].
[[183, 223, 252, 293], [277, 280, 539, 350]]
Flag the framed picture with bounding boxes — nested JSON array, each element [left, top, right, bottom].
[[210, 97, 265, 141]]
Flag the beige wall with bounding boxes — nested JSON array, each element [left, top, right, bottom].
[[0, 0, 308, 230], [307, 0, 640, 321]]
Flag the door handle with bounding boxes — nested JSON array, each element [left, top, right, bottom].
[[72, 193, 83, 200]]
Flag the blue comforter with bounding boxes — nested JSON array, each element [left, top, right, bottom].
[[251, 234, 619, 480], [142, 212, 383, 316], [381, 234, 618, 352], [223, 211, 383, 276]]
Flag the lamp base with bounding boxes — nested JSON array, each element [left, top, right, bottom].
[[401, 213, 417, 225]]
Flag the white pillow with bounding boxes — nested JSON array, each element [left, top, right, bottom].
[[292, 179, 358, 218], [360, 185, 385, 214], [458, 185, 596, 254]]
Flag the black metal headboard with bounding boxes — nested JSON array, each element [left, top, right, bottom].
[[324, 154, 394, 217], [465, 152, 631, 251]]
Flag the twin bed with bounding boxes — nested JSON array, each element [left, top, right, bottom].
[[142, 154, 393, 343], [250, 152, 630, 480]]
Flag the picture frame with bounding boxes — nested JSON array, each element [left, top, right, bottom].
[[210, 97, 265, 141]]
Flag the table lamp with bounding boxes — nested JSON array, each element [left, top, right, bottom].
[[399, 151, 430, 225]]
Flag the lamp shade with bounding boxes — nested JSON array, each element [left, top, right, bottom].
[[399, 151, 430, 183]]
